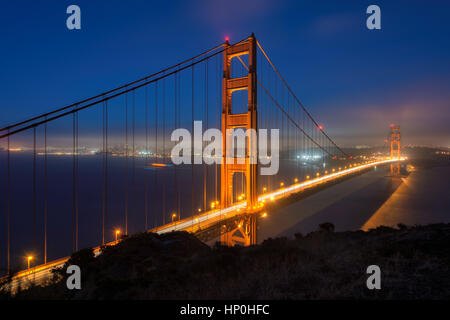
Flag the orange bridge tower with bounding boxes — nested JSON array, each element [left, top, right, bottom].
[[390, 125, 401, 176], [220, 34, 258, 246]]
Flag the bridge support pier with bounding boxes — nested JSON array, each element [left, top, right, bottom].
[[220, 215, 256, 246]]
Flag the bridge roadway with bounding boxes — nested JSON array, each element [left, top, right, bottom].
[[3, 158, 403, 293]]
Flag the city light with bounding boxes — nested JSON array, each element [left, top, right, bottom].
[[115, 229, 121, 241], [171, 213, 177, 223]]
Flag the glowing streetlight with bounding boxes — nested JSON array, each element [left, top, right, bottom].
[[115, 229, 121, 241], [294, 178, 298, 183], [27, 256, 33, 270], [171, 212, 177, 223], [280, 182, 284, 187], [261, 212, 267, 218], [262, 186, 267, 192], [306, 175, 310, 180]]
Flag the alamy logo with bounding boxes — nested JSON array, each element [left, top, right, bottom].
[[366, 265, 381, 290], [170, 121, 279, 175], [366, 5, 381, 30], [66, 265, 81, 290], [66, 5, 81, 30]]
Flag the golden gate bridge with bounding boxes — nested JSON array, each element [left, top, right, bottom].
[[0, 34, 403, 287]]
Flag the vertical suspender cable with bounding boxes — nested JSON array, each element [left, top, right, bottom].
[[7, 131, 11, 274], [174, 72, 180, 220], [132, 91, 136, 232], [102, 100, 106, 245], [215, 55, 218, 203], [44, 120, 47, 263], [162, 80, 166, 224], [125, 94, 129, 235], [33, 127, 37, 255], [73, 111, 78, 252], [203, 60, 207, 211], [73, 112, 76, 251], [154, 83, 158, 227], [177, 71, 181, 219], [145, 86, 149, 230], [191, 65, 195, 220], [105, 102, 108, 241]]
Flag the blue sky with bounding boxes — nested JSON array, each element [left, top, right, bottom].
[[1, 0, 449, 147]]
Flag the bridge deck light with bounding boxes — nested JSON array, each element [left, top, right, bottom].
[[27, 256, 33, 269], [306, 175, 310, 179], [263, 187, 267, 192], [316, 172, 320, 176], [198, 208, 201, 212], [261, 212, 267, 218], [115, 229, 121, 241], [280, 182, 284, 187], [325, 170, 328, 174], [294, 178, 298, 183]]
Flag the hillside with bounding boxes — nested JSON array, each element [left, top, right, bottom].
[[2, 223, 450, 299]]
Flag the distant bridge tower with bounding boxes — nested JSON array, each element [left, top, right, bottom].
[[220, 34, 258, 246], [390, 125, 401, 176]]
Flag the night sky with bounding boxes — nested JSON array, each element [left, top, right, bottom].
[[1, 0, 449, 147]]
